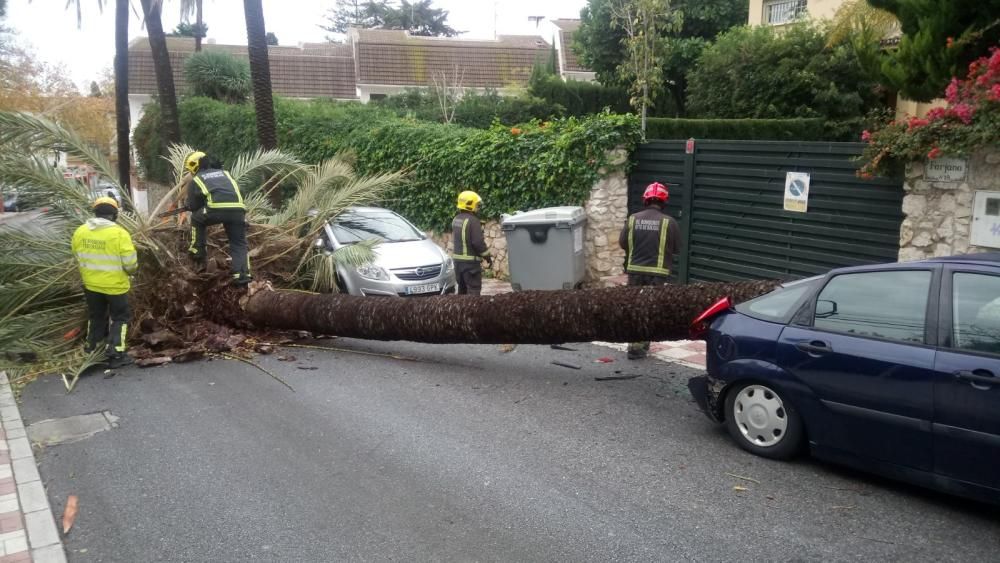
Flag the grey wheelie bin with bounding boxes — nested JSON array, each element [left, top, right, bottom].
[[501, 206, 587, 291]]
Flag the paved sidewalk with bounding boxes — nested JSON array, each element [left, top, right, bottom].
[[0, 374, 66, 563], [481, 278, 708, 369]]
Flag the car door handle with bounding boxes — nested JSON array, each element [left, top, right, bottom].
[[796, 341, 832, 354], [955, 370, 997, 386]]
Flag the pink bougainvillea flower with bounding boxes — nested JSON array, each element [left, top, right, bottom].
[[907, 117, 930, 130], [947, 37, 955, 49], [928, 147, 943, 160], [991, 83, 1000, 101], [926, 107, 948, 121], [861, 130, 872, 142], [945, 78, 960, 103], [952, 103, 975, 124]]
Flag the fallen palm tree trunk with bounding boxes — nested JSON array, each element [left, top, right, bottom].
[[241, 280, 779, 344]]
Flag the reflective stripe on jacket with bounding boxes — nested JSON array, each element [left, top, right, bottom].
[[618, 207, 681, 277], [188, 169, 245, 212], [451, 211, 490, 262], [71, 218, 138, 295]]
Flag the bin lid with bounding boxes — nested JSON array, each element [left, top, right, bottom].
[[501, 206, 586, 227]]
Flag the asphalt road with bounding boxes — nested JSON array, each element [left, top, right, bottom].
[[0, 210, 47, 229], [19, 340, 1000, 562]]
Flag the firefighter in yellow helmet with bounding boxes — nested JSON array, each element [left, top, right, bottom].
[[451, 190, 492, 295], [182, 151, 251, 286], [71, 197, 137, 368]]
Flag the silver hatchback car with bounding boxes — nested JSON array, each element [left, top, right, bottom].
[[320, 207, 457, 296]]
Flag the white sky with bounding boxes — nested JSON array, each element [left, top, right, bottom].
[[5, 0, 588, 91]]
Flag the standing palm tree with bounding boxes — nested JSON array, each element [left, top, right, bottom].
[[139, 0, 181, 145], [243, 0, 280, 207], [114, 0, 130, 193], [56, 1, 132, 192], [180, 0, 205, 52]]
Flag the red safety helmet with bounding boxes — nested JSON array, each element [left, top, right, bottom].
[[642, 182, 669, 204]]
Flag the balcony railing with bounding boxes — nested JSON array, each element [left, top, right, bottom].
[[765, 0, 807, 25]]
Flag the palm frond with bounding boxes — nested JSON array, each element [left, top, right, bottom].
[[297, 239, 379, 293], [301, 171, 404, 237], [165, 143, 198, 184], [827, 0, 899, 46], [270, 152, 404, 237], [179, 0, 198, 20], [0, 111, 117, 186], [227, 148, 303, 190], [243, 190, 275, 222]]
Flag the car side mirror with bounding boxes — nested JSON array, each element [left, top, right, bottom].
[[815, 299, 838, 319]]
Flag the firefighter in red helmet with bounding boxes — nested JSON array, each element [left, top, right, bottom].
[[618, 182, 683, 359]]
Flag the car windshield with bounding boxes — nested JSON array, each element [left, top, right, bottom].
[[331, 210, 424, 244], [736, 275, 822, 323]]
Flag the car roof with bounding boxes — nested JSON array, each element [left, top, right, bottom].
[[827, 253, 1000, 276], [924, 252, 1000, 264], [342, 206, 391, 214]]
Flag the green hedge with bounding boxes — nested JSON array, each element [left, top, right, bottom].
[[529, 75, 631, 117], [374, 89, 564, 129], [134, 97, 641, 231], [645, 118, 832, 141]]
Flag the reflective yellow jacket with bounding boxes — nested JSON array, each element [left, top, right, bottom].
[[71, 218, 138, 295]]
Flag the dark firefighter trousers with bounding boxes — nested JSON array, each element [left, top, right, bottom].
[[455, 261, 482, 296], [84, 289, 129, 358], [627, 274, 674, 356], [189, 209, 251, 281]]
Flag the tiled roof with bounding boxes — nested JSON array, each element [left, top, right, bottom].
[[551, 19, 589, 73], [128, 38, 357, 99], [352, 29, 550, 88]]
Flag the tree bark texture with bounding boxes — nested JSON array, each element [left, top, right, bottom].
[[243, 0, 277, 151], [114, 0, 130, 193], [195, 0, 203, 52], [140, 0, 181, 145], [243, 281, 779, 344]]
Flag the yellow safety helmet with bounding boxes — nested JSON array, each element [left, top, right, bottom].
[[184, 151, 206, 175], [92, 196, 119, 210], [457, 190, 482, 212]]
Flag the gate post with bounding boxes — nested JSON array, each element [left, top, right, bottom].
[[678, 138, 696, 284]]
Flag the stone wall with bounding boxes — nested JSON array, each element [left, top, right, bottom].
[[899, 149, 1000, 261], [429, 150, 629, 284]]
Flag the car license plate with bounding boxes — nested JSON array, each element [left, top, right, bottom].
[[406, 283, 440, 295]]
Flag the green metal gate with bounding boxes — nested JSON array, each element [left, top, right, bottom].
[[629, 140, 905, 283]]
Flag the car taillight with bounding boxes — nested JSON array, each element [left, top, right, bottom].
[[689, 297, 732, 340]]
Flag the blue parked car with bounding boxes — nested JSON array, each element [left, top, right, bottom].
[[688, 254, 1000, 504]]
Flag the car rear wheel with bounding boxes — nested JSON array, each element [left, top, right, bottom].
[[724, 382, 804, 460]]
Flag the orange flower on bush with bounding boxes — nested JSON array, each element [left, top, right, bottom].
[[510, 127, 522, 136]]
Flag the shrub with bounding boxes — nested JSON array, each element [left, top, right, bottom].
[[132, 101, 171, 184], [645, 118, 830, 141], [860, 48, 1000, 177], [374, 89, 563, 128], [133, 98, 642, 230], [528, 75, 631, 116], [451, 91, 563, 128], [184, 51, 251, 103], [686, 24, 885, 134]]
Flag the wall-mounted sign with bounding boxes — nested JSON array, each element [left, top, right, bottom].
[[971, 191, 1000, 249], [784, 172, 810, 213], [926, 157, 968, 182]]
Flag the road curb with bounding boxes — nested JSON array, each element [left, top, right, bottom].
[[0, 372, 67, 563]]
